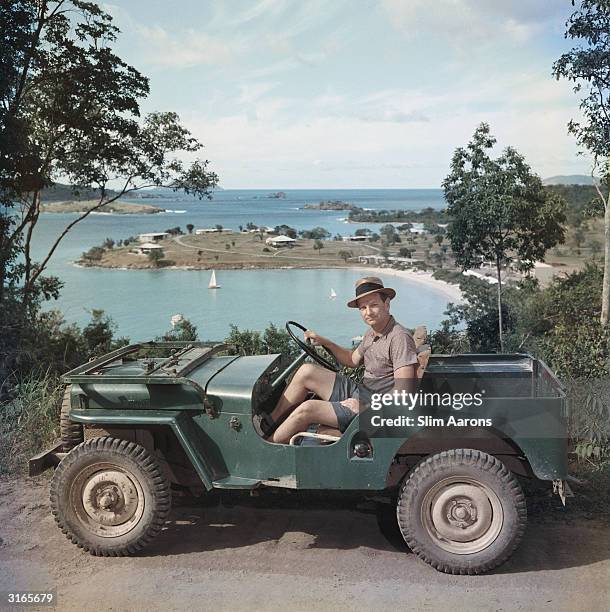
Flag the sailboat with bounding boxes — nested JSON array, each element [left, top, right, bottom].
[[330, 288, 337, 299], [208, 270, 221, 289]]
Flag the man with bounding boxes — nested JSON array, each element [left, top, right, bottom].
[[256, 276, 419, 444]]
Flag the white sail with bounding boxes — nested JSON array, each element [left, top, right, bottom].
[[330, 288, 337, 299], [208, 270, 221, 289]]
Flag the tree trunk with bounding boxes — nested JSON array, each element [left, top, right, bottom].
[[602, 184, 610, 327], [496, 257, 504, 352]]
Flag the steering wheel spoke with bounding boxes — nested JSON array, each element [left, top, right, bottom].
[[285, 321, 339, 372]]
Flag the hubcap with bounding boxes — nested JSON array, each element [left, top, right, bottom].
[[421, 476, 503, 554], [71, 463, 145, 537]]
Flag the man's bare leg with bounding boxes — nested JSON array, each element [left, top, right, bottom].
[[269, 363, 336, 424], [270, 399, 344, 444]]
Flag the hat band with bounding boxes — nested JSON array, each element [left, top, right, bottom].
[[355, 282, 384, 297]]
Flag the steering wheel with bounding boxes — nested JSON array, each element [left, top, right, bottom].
[[285, 321, 339, 372]]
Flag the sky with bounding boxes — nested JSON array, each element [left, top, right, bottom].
[[104, 0, 590, 189]]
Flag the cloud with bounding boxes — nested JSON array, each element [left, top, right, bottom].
[[380, 0, 568, 45], [136, 25, 235, 68]]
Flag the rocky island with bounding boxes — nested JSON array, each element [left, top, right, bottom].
[[302, 200, 356, 211]]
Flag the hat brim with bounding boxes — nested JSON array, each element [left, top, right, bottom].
[[347, 287, 396, 308]]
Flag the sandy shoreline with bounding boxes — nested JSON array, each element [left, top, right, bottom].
[[352, 266, 464, 303]]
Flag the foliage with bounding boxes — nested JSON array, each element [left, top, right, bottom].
[[147, 249, 164, 267], [338, 250, 353, 262], [553, 0, 609, 326], [349, 207, 449, 224], [186, 223, 194, 234], [274, 224, 297, 239], [82, 246, 104, 261], [0, 372, 64, 474], [157, 318, 198, 342], [530, 263, 609, 379], [546, 184, 604, 222], [443, 123, 566, 350], [553, 1, 610, 163], [313, 239, 324, 254], [225, 323, 300, 361], [0, 0, 218, 384], [300, 227, 330, 240]]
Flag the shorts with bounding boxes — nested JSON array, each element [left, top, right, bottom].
[[329, 373, 372, 433]]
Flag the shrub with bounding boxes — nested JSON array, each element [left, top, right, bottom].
[[0, 373, 64, 475]]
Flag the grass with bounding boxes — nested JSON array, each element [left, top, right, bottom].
[[0, 372, 64, 475]]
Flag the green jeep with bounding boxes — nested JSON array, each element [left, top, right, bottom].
[[30, 321, 569, 575]]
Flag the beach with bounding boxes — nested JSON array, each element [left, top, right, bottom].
[[353, 266, 464, 303]]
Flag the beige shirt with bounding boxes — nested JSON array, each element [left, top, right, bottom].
[[357, 316, 418, 394]]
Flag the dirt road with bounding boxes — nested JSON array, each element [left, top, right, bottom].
[[0, 477, 608, 612]]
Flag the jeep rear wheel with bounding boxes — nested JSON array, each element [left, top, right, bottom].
[[50, 437, 171, 556], [397, 449, 526, 575]]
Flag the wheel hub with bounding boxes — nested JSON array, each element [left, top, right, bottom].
[[422, 477, 504, 554], [446, 498, 477, 528], [71, 464, 145, 537]]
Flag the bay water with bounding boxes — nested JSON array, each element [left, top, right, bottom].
[[32, 189, 452, 345]]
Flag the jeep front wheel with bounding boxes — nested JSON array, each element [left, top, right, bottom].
[[397, 449, 526, 575], [50, 437, 171, 556]]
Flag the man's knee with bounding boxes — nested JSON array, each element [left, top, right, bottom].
[[293, 363, 320, 386], [293, 399, 318, 421]]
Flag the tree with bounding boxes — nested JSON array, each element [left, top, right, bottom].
[[553, 1, 610, 326], [148, 249, 164, 267], [186, 223, 194, 234], [0, 1, 218, 375], [338, 249, 352, 262], [313, 239, 324, 255], [443, 123, 566, 351], [273, 224, 297, 238], [157, 317, 198, 342], [398, 247, 413, 258], [300, 227, 330, 240]]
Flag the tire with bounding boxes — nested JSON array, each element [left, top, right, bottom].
[[396, 449, 527, 575], [50, 437, 171, 556], [60, 385, 83, 452]]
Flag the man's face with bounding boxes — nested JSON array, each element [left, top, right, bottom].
[[357, 292, 390, 328]]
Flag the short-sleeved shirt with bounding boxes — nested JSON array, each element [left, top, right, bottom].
[[356, 316, 418, 394]]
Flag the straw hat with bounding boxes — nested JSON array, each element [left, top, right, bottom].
[[347, 276, 396, 308]]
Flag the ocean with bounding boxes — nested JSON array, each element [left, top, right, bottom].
[[32, 189, 451, 345]]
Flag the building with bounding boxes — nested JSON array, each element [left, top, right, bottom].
[[265, 235, 296, 248], [138, 232, 168, 243], [136, 242, 164, 255], [342, 235, 367, 242]]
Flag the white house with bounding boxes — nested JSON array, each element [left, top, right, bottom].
[[136, 242, 164, 255], [266, 235, 296, 248], [342, 235, 367, 242], [138, 232, 168, 243]]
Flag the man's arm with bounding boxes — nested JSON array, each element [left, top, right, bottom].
[[392, 364, 418, 394], [304, 331, 362, 367]]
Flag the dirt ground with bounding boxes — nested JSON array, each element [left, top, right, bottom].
[[0, 477, 608, 612]]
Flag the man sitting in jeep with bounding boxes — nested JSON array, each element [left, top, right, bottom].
[[255, 276, 419, 444]]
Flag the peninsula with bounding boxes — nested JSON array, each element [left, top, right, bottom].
[[42, 199, 165, 215], [78, 231, 376, 270]]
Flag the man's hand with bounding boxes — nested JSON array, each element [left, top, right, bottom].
[[340, 398, 360, 414], [304, 330, 326, 346], [304, 331, 359, 368]]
